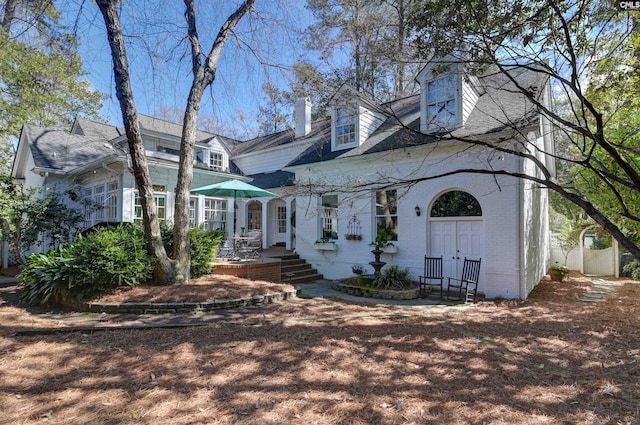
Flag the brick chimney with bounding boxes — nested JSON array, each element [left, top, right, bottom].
[[294, 97, 312, 138]]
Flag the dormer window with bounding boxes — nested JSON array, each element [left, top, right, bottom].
[[335, 105, 356, 147], [209, 152, 223, 170], [426, 74, 457, 130]]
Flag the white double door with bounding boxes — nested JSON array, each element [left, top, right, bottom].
[[430, 220, 483, 283]]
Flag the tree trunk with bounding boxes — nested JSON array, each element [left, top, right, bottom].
[[96, 0, 175, 285], [1, 0, 17, 33]]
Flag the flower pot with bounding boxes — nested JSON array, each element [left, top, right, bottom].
[[549, 269, 565, 282], [314, 242, 337, 251]]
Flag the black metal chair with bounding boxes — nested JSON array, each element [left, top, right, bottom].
[[446, 257, 482, 303], [419, 256, 444, 299]]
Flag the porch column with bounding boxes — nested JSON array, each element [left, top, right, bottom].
[[261, 200, 268, 248], [285, 197, 294, 251]]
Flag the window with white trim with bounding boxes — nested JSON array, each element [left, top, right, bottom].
[[277, 206, 287, 233], [335, 105, 356, 147], [94, 185, 104, 221], [209, 152, 224, 170], [106, 181, 118, 221], [375, 189, 398, 242], [83, 180, 119, 227], [321, 194, 339, 240], [83, 188, 93, 227], [189, 197, 198, 228], [203, 197, 227, 232], [134, 185, 166, 224], [426, 74, 457, 129]]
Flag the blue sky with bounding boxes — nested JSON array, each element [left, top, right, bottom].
[[68, 1, 314, 138]]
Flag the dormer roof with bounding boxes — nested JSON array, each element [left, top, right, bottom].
[[287, 64, 549, 167]]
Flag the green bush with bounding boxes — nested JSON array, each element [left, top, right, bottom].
[[372, 265, 412, 290], [18, 245, 76, 307], [72, 224, 154, 291], [160, 224, 223, 278], [18, 224, 154, 306], [623, 260, 640, 279]]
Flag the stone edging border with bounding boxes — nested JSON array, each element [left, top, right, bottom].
[[332, 282, 422, 300], [83, 289, 298, 314]]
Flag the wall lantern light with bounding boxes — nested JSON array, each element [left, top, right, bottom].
[[415, 205, 421, 216]]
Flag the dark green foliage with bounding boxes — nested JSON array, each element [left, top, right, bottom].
[[623, 260, 640, 280], [186, 227, 223, 278], [160, 224, 223, 278], [71, 224, 154, 290], [18, 245, 75, 307], [18, 224, 154, 306], [372, 265, 412, 290]]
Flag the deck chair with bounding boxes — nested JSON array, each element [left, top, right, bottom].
[[238, 231, 262, 260], [419, 256, 444, 299], [446, 257, 482, 303], [217, 240, 235, 260]]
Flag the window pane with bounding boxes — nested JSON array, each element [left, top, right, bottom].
[[321, 194, 338, 240], [431, 191, 482, 217], [427, 75, 457, 128], [375, 189, 398, 241], [277, 206, 287, 233]]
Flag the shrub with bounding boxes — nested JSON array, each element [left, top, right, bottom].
[[188, 227, 223, 278], [372, 265, 412, 290], [72, 224, 154, 292], [161, 224, 223, 278], [623, 260, 640, 279], [18, 224, 154, 306], [18, 245, 76, 307]]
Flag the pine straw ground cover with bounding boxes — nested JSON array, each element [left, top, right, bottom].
[[0, 272, 639, 424]]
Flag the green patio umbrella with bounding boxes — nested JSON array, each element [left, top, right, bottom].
[[191, 179, 277, 233]]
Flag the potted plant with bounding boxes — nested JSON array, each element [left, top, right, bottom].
[[548, 264, 569, 282], [369, 230, 397, 253], [314, 237, 337, 251]]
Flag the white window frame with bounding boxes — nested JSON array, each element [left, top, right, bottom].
[[426, 74, 459, 131], [374, 189, 398, 242], [189, 197, 198, 228], [209, 152, 224, 170], [277, 205, 287, 234], [134, 187, 167, 224], [203, 197, 227, 232], [105, 181, 119, 222], [332, 104, 358, 150], [321, 194, 339, 240], [83, 180, 119, 227]]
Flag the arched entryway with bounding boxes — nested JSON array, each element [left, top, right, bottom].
[[429, 190, 484, 284], [247, 201, 262, 231]]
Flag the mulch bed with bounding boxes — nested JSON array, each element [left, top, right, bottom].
[[1, 271, 639, 424]]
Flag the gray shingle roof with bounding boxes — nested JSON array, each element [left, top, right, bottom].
[[73, 117, 124, 140], [23, 124, 126, 173], [247, 170, 295, 190], [137, 114, 218, 143], [231, 118, 331, 156], [287, 65, 547, 167]]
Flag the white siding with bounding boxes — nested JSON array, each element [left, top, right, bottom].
[[358, 104, 385, 142], [461, 77, 479, 125], [290, 141, 542, 299], [234, 143, 310, 175]]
